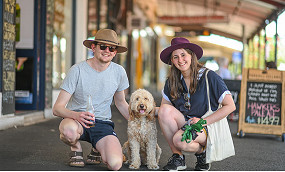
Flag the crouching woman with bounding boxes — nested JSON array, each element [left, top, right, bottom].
[[158, 37, 236, 171]]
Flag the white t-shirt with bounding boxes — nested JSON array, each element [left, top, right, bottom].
[[61, 61, 129, 121]]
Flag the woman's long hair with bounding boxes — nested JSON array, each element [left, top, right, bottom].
[[168, 49, 204, 101]]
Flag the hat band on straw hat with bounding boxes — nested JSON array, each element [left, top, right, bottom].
[[95, 39, 119, 45], [83, 29, 127, 53]]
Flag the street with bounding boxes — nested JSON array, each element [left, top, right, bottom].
[[0, 105, 285, 171]]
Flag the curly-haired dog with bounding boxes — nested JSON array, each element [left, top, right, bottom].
[[123, 89, 162, 170]]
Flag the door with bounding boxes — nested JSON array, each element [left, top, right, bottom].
[[15, 0, 45, 110]]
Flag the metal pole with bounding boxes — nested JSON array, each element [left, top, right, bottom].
[[126, 0, 133, 94], [71, 0, 76, 65], [264, 29, 267, 67], [258, 33, 261, 69], [274, 18, 278, 64], [97, 0, 100, 30], [241, 24, 245, 69]]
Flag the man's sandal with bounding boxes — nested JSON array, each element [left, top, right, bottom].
[[86, 148, 101, 165], [69, 151, 85, 167]]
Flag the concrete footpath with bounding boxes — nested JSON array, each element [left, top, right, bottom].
[[0, 105, 285, 171]]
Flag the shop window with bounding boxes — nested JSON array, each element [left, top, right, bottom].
[[253, 35, 259, 68], [15, 57, 33, 104], [277, 11, 285, 70], [265, 21, 276, 62], [259, 29, 265, 69], [52, 0, 72, 88], [87, 0, 108, 38], [248, 39, 254, 68]]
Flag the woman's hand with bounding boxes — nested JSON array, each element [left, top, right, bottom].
[[188, 117, 207, 126], [188, 117, 200, 125]]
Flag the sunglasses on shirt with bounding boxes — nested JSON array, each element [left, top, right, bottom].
[[183, 92, 191, 110], [98, 44, 117, 52]]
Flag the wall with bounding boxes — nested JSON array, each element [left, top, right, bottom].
[[75, 0, 88, 63], [15, 0, 34, 49]]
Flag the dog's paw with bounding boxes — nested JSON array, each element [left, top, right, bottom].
[[147, 164, 159, 170], [129, 163, 140, 169]]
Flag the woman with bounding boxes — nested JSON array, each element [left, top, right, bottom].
[[158, 37, 236, 171]]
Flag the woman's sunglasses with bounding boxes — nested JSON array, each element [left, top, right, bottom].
[[98, 44, 117, 52], [183, 92, 191, 110]]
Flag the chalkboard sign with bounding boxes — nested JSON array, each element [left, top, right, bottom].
[[2, 1, 16, 115], [245, 82, 281, 125], [238, 68, 285, 142]]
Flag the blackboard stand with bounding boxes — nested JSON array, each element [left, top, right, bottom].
[[238, 68, 285, 142]]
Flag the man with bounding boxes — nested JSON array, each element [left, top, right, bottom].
[[216, 57, 232, 80], [53, 29, 129, 170]]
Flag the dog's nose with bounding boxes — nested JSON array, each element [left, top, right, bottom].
[[140, 104, 144, 108]]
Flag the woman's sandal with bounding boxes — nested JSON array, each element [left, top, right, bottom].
[[69, 151, 85, 167], [86, 148, 101, 165]]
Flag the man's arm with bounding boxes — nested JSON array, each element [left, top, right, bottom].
[[52, 89, 94, 128], [113, 90, 129, 120]]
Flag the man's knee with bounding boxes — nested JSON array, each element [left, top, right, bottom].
[[59, 119, 80, 144], [107, 156, 123, 171], [97, 136, 123, 170], [60, 130, 77, 145]]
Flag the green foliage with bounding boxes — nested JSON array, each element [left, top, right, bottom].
[[181, 119, 207, 143]]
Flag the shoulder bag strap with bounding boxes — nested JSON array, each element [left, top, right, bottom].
[[205, 70, 212, 112]]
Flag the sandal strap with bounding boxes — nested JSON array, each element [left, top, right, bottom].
[[87, 149, 101, 162], [87, 156, 101, 161], [70, 151, 83, 157], [70, 157, 84, 162], [69, 151, 85, 167], [89, 149, 101, 156]]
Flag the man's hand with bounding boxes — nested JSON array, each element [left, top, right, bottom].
[[75, 112, 95, 128]]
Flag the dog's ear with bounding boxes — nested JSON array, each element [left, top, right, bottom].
[[147, 101, 156, 121], [128, 104, 135, 121], [147, 110, 155, 121]]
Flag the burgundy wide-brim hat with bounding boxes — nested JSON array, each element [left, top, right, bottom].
[[160, 37, 203, 65], [83, 29, 128, 53]]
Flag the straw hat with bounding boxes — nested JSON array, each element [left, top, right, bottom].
[[83, 29, 128, 53], [160, 37, 203, 65]]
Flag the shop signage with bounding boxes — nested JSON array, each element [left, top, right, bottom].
[[2, 0, 16, 115], [158, 15, 228, 25]]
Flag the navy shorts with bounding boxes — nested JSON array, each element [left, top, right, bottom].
[[79, 119, 117, 149]]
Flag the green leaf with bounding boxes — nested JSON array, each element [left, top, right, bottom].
[[181, 119, 207, 143]]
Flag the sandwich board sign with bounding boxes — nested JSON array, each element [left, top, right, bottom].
[[238, 68, 285, 142]]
